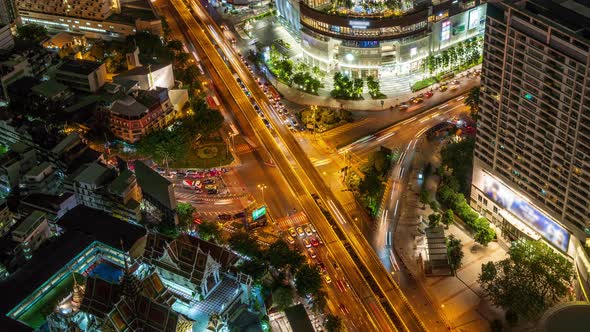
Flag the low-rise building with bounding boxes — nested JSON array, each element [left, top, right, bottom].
[[11, 210, 51, 260], [0, 198, 13, 237], [0, 142, 37, 196], [55, 59, 107, 93], [0, 53, 31, 100], [134, 160, 177, 225], [65, 161, 142, 223], [109, 87, 177, 143], [115, 63, 175, 90], [20, 161, 62, 195]]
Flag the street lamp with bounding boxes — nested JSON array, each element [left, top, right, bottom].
[[227, 132, 236, 156], [257, 184, 267, 204]]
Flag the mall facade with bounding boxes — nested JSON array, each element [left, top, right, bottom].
[[275, 0, 487, 77]]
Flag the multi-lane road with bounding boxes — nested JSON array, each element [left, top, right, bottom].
[[163, 0, 473, 330]]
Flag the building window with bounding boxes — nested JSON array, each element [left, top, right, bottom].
[[478, 194, 483, 202], [483, 198, 488, 206], [493, 206, 498, 213]]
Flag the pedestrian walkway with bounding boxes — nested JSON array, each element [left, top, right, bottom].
[[275, 211, 308, 230], [233, 143, 255, 155]]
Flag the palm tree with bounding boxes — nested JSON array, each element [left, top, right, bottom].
[[464, 86, 480, 121]]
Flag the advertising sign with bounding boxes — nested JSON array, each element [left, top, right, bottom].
[[349, 20, 370, 29], [468, 8, 480, 30], [477, 171, 570, 251], [441, 21, 451, 41], [252, 206, 267, 221]]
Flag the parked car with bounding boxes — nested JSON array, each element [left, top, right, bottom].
[[424, 91, 434, 98], [203, 179, 216, 185], [304, 226, 313, 236], [439, 85, 448, 92], [307, 248, 317, 259], [310, 237, 319, 247], [399, 102, 409, 110], [233, 211, 246, 219], [217, 214, 232, 221], [289, 228, 297, 238], [309, 223, 316, 233], [303, 238, 311, 248], [324, 274, 332, 283]]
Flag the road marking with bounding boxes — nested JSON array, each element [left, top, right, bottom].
[[400, 167, 405, 177], [393, 199, 399, 217], [327, 200, 347, 224], [438, 103, 449, 109], [377, 131, 396, 142], [412, 138, 419, 148], [456, 96, 465, 101]]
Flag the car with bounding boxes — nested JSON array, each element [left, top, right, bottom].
[[303, 238, 311, 248], [263, 119, 271, 129], [217, 214, 232, 221], [203, 179, 215, 185], [399, 102, 409, 110], [253, 104, 260, 111], [304, 226, 312, 236], [207, 189, 218, 195], [424, 91, 434, 98], [286, 235, 295, 244], [317, 260, 327, 273], [450, 84, 459, 91], [439, 85, 448, 92], [309, 223, 316, 233], [323, 274, 332, 283], [297, 226, 305, 237], [411, 97, 423, 104], [289, 228, 297, 238], [452, 80, 460, 85], [205, 184, 217, 190], [176, 172, 186, 178], [233, 212, 246, 219], [307, 248, 317, 259], [310, 237, 319, 247]]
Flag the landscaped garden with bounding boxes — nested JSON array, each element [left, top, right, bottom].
[[299, 106, 353, 133]]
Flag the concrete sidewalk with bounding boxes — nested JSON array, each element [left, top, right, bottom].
[[272, 66, 481, 112]]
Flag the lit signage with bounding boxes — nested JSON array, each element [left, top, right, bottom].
[[252, 206, 267, 221], [350, 20, 370, 29], [476, 171, 570, 251], [441, 20, 451, 41], [468, 8, 480, 30]]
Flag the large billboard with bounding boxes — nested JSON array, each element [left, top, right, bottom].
[[441, 20, 451, 41], [468, 8, 480, 30], [475, 171, 570, 251]]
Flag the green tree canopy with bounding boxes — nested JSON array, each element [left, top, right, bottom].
[[273, 286, 294, 311], [267, 239, 304, 271], [446, 235, 464, 274], [295, 263, 322, 296], [465, 86, 480, 121], [228, 232, 262, 258], [16, 24, 48, 42], [198, 221, 221, 243], [441, 209, 455, 227], [478, 239, 574, 320], [428, 213, 441, 228], [325, 314, 344, 332], [237, 258, 267, 283], [176, 202, 195, 229]]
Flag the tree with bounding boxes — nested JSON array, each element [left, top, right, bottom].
[[464, 87, 480, 121], [294, 263, 322, 296], [446, 235, 464, 274], [478, 240, 574, 320], [273, 286, 294, 311], [441, 209, 454, 227], [228, 232, 262, 258], [176, 202, 195, 229], [312, 289, 328, 313], [198, 221, 221, 242], [325, 314, 344, 332], [419, 189, 430, 209], [428, 213, 441, 228], [267, 239, 304, 271], [16, 24, 48, 42], [473, 218, 495, 246], [237, 258, 267, 283]]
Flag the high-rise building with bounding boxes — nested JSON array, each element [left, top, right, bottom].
[[0, 0, 17, 24], [471, 0, 590, 291]]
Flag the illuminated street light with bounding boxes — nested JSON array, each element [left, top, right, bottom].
[[257, 184, 267, 203]]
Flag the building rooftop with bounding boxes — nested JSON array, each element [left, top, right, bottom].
[[31, 80, 69, 99], [21, 193, 74, 212], [24, 161, 52, 177], [109, 170, 136, 196], [110, 95, 149, 117], [57, 60, 103, 76], [116, 63, 171, 78], [74, 162, 111, 186], [514, 0, 590, 39], [0, 206, 146, 330], [541, 301, 590, 332], [284, 304, 315, 332], [133, 161, 174, 210], [13, 210, 45, 237]]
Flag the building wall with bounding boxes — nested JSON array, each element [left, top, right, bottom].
[[0, 24, 14, 50]]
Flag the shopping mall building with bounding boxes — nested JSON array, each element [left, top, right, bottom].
[[275, 0, 487, 77]]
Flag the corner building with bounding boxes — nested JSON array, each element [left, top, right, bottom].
[[277, 0, 487, 77], [471, 0, 590, 296]]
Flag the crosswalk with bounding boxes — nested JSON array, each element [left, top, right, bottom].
[[275, 211, 308, 230], [233, 143, 255, 155], [196, 209, 243, 219]]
